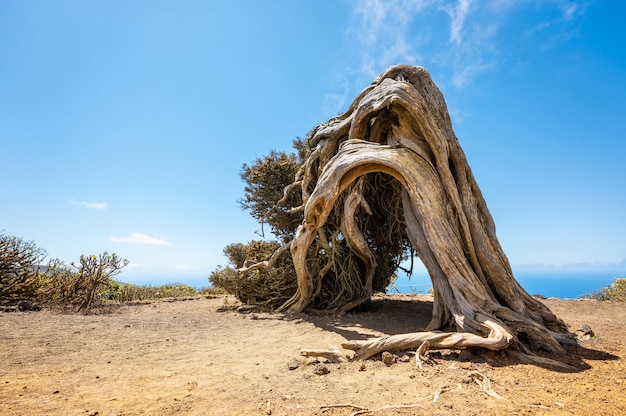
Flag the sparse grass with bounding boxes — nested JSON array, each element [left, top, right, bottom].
[[199, 286, 228, 297], [583, 278, 626, 302], [112, 283, 199, 302]]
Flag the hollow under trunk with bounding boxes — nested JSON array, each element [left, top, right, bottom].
[[255, 65, 572, 363]]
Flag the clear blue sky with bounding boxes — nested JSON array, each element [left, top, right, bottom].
[[2, 0, 625, 286]]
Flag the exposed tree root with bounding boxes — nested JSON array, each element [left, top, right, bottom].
[[342, 319, 512, 360]]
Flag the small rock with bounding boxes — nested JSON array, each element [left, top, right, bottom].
[[17, 301, 40, 312], [381, 351, 396, 366], [287, 358, 299, 370], [579, 324, 594, 336], [237, 304, 261, 314], [398, 354, 410, 363], [304, 357, 319, 366], [358, 363, 367, 371], [577, 324, 595, 340], [314, 363, 330, 375]]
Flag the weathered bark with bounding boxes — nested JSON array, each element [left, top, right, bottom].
[[259, 65, 571, 360]]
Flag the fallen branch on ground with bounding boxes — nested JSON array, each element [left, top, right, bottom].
[[300, 344, 346, 363], [468, 370, 508, 401], [320, 402, 425, 416], [415, 340, 432, 370]]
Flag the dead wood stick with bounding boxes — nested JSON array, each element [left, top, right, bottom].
[[468, 370, 508, 401], [415, 340, 431, 370], [350, 403, 426, 416], [320, 403, 367, 411], [300, 344, 345, 363], [432, 385, 451, 403]]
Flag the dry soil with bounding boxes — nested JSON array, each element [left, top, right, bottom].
[[1, 295, 625, 415]]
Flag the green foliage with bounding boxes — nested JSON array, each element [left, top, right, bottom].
[[209, 240, 297, 309], [584, 278, 626, 302], [198, 286, 228, 297], [230, 137, 415, 310], [222, 243, 248, 269], [0, 233, 47, 307], [215, 138, 308, 309], [357, 173, 414, 293], [112, 283, 198, 302], [239, 148, 304, 240]]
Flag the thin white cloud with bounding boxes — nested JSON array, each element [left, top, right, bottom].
[[352, 0, 432, 45], [72, 200, 108, 209], [352, 0, 431, 62], [561, 2, 581, 21], [344, 0, 589, 90], [347, 0, 490, 89], [109, 232, 173, 246], [445, 0, 472, 45], [451, 61, 495, 87], [522, 1, 589, 50], [127, 262, 147, 271]]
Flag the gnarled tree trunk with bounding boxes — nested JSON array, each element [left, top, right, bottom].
[[255, 65, 571, 363]]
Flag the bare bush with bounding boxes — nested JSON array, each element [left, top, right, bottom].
[[0, 234, 47, 308], [41, 253, 130, 311]]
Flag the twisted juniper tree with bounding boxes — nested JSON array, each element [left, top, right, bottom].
[[246, 65, 572, 365]]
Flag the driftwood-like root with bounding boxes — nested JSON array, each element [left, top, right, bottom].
[[249, 64, 572, 363], [300, 344, 346, 363], [468, 371, 508, 401], [342, 317, 512, 360], [415, 340, 431, 370]]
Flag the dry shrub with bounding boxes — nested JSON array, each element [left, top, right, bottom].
[[585, 278, 626, 302], [0, 234, 47, 308], [209, 240, 297, 309], [113, 283, 198, 302]]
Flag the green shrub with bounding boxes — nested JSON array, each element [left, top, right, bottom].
[[584, 278, 626, 302], [209, 240, 297, 309], [199, 286, 228, 296], [111, 283, 198, 302]]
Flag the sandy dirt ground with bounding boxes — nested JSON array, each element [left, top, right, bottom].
[[1, 294, 625, 415]]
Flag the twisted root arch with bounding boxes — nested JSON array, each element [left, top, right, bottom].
[[260, 65, 572, 365]]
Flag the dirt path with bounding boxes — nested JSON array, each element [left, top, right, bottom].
[[1, 295, 625, 415]]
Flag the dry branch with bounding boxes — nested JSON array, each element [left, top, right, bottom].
[[415, 340, 431, 370], [300, 344, 345, 363], [468, 370, 508, 401]]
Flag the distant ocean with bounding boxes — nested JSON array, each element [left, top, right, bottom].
[[392, 271, 623, 299], [124, 270, 623, 300]]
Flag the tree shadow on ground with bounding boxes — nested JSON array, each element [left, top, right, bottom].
[[296, 295, 620, 373], [302, 295, 434, 340]]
